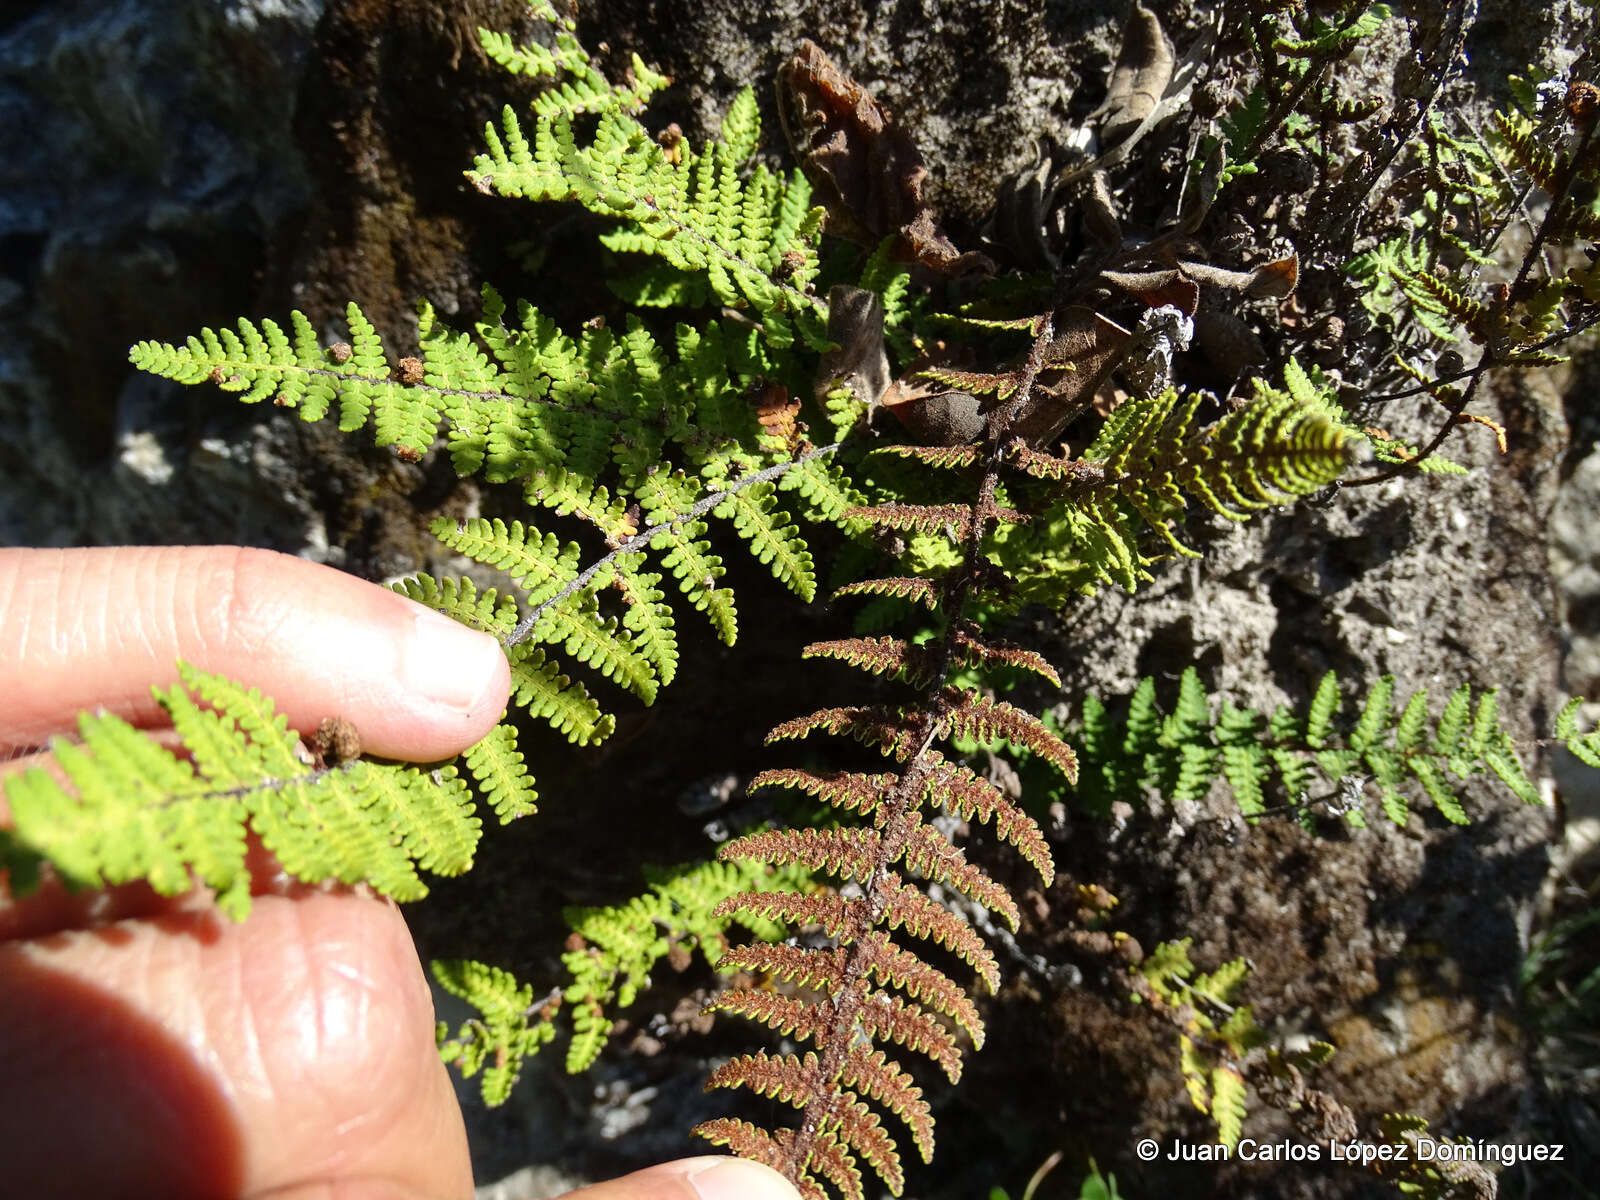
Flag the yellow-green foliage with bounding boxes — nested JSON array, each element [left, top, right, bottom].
[[1064, 666, 1544, 826], [468, 69, 827, 349], [127, 2, 861, 815], [477, 0, 670, 118], [435, 857, 812, 1102], [1272, 358, 1467, 474], [989, 384, 1349, 602], [0, 663, 535, 921], [1134, 939, 1329, 1151], [1346, 70, 1600, 365]]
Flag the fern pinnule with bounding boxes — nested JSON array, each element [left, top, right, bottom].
[[873, 443, 984, 471], [921, 758, 1053, 884], [940, 691, 1078, 782], [898, 826, 1020, 929], [721, 826, 886, 880], [948, 627, 1062, 687], [836, 1047, 936, 1160], [845, 501, 977, 539], [764, 705, 923, 760], [802, 636, 939, 686]]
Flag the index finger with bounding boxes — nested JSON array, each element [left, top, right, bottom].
[[0, 546, 510, 763]]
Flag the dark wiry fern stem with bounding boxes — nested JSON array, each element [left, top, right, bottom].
[[1346, 88, 1598, 488], [778, 316, 1057, 1190]]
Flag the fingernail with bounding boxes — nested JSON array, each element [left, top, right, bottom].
[[403, 610, 505, 714], [687, 1158, 800, 1200]]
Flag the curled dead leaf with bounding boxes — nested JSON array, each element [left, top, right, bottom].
[[1098, 1, 1176, 145], [880, 380, 987, 446], [775, 40, 991, 276]]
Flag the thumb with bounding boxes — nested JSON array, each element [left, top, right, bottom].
[[0, 546, 509, 761], [559, 1157, 802, 1200]]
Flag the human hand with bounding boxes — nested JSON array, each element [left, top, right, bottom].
[[0, 546, 797, 1200]]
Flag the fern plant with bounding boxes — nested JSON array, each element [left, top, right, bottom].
[[434, 856, 813, 1102], [692, 294, 1354, 1196], [1059, 665, 1544, 827], [1123, 932, 1499, 1199], [121, 2, 858, 860], [10, 2, 1595, 1194]]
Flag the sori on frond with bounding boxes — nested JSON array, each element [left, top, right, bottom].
[[695, 317, 1078, 1200]]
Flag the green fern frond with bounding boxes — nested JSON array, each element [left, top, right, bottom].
[[5, 663, 486, 922], [433, 958, 558, 1107], [435, 857, 813, 1100], [1210, 1067, 1248, 1150], [1557, 698, 1600, 767], [715, 480, 818, 602], [392, 575, 521, 638], [1274, 3, 1392, 57], [467, 75, 828, 351], [463, 721, 539, 822], [990, 385, 1347, 603], [1043, 667, 1549, 827]]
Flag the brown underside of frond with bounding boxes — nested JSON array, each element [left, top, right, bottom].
[[830, 1091, 905, 1195], [1006, 443, 1107, 483], [765, 704, 920, 759], [879, 872, 1000, 990], [805, 1127, 866, 1200], [940, 690, 1079, 783], [901, 825, 1020, 928], [838, 1046, 935, 1162], [715, 934, 983, 1045], [856, 990, 964, 1082], [844, 502, 973, 538], [718, 942, 849, 993], [874, 443, 982, 469], [714, 889, 868, 943], [803, 636, 938, 685], [706, 1050, 815, 1099], [693, 1120, 828, 1200], [830, 575, 943, 609], [721, 826, 884, 880], [857, 930, 984, 1040], [747, 766, 897, 818], [949, 625, 1062, 687], [704, 1051, 904, 1193], [923, 756, 1054, 885], [702, 306, 1070, 1199], [708, 986, 831, 1040]]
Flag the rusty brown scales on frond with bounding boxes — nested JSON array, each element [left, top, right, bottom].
[[696, 317, 1076, 1199]]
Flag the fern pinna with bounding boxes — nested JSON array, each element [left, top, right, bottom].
[[0, 663, 507, 921], [1060, 665, 1545, 826], [693, 317, 1077, 1199]]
